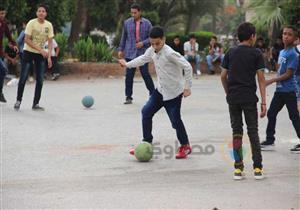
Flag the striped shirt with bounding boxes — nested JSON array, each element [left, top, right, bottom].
[[118, 17, 152, 59]]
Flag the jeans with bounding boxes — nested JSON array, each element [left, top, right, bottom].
[[206, 54, 224, 73], [125, 58, 154, 100], [266, 92, 300, 143], [229, 103, 262, 169], [17, 51, 46, 105], [141, 89, 189, 145], [0, 58, 8, 94], [296, 76, 300, 101], [19, 52, 34, 77], [184, 54, 201, 74]]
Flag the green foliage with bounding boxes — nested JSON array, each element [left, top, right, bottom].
[[1, 0, 29, 28], [248, 0, 285, 30], [74, 37, 93, 62], [94, 41, 114, 62], [88, 35, 108, 45], [142, 11, 160, 26], [2, 0, 74, 31], [281, 0, 300, 28], [166, 31, 215, 50], [2, 32, 18, 49], [74, 36, 114, 62], [55, 33, 68, 61]]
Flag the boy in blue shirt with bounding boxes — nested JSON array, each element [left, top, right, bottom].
[[294, 31, 300, 113], [261, 26, 300, 153]]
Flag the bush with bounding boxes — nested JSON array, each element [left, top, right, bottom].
[[73, 37, 94, 62], [3, 32, 18, 49], [94, 41, 114, 62], [55, 33, 68, 61], [74, 36, 114, 62], [166, 31, 215, 50], [89, 34, 108, 45]]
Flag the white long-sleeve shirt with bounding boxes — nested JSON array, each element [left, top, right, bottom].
[[126, 44, 193, 101]]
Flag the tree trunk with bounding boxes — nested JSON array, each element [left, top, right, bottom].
[[112, 0, 130, 47], [185, 13, 193, 34], [68, 0, 89, 46]]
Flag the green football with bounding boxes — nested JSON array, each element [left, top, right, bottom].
[[134, 142, 153, 162]]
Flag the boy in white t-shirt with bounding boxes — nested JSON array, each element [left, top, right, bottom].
[[44, 38, 60, 80]]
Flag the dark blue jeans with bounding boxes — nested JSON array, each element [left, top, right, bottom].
[[266, 92, 300, 143], [125, 58, 154, 99], [141, 89, 189, 145], [17, 51, 45, 105], [229, 103, 262, 169], [0, 57, 8, 94], [19, 52, 34, 77]]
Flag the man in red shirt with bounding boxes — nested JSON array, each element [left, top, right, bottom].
[[0, 6, 18, 102]]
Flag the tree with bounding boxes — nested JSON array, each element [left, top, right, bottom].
[[181, 0, 224, 34], [2, 0, 72, 32], [248, 0, 289, 43]]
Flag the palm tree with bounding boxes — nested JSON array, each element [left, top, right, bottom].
[[246, 0, 287, 44], [182, 0, 224, 34]]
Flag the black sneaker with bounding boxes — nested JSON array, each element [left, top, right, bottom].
[[32, 104, 45, 111], [260, 141, 275, 151], [290, 144, 300, 153], [14, 100, 21, 110], [124, 97, 132, 105], [0, 93, 7, 103]]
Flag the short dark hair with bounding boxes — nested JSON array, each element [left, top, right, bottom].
[[283, 25, 298, 36], [131, 3, 141, 11], [174, 35, 180, 39], [0, 6, 6, 11], [189, 34, 196, 39], [149, 26, 164, 39], [37, 3, 48, 12], [237, 22, 256, 42], [211, 35, 217, 40]]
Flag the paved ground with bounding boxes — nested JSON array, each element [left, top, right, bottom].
[[1, 75, 299, 209]]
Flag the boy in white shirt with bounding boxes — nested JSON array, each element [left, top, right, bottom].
[[44, 38, 60, 80], [184, 34, 201, 77], [119, 26, 193, 159]]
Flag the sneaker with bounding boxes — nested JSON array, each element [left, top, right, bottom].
[[51, 73, 60, 81], [14, 100, 21, 110], [7, 78, 19, 86], [175, 144, 192, 159], [124, 97, 132, 105], [260, 141, 275, 151], [32, 104, 45, 111], [0, 93, 7, 103], [196, 70, 201, 76], [233, 168, 245, 180], [254, 168, 264, 180], [290, 144, 300, 153], [129, 148, 135, 155], [28, 76, 34, 83]]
